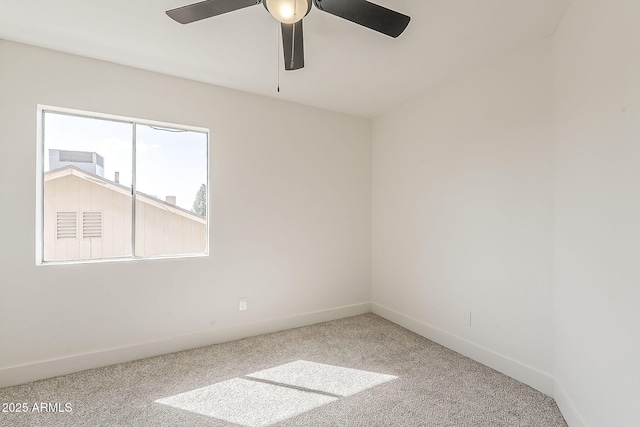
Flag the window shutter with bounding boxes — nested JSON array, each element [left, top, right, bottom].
[[56, 212, 77, 239], [83, 212, 102, 238]]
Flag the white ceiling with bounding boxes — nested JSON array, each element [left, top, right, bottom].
[[0, 0, 571, 118]]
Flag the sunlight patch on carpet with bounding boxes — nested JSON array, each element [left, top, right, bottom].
[[155, 360, 397, 426]]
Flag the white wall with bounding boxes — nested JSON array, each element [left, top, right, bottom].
[[0, 40, 372, 387], [372, 39, 556, 394], [553, 0, 640, 425]]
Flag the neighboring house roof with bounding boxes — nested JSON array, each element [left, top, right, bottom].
[[45, 166, 206, 224]]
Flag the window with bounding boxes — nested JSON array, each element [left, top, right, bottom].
[[38, 107, 209, 263]]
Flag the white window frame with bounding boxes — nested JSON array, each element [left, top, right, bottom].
[[36, 105, 210, 265]]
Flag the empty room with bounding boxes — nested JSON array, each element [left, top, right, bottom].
[[0, 0, 638, 426]]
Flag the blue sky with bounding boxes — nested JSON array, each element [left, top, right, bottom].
[[44, 112, 208, 212]]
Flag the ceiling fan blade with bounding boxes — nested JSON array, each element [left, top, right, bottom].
[[167, 0, 259, 24], [313, 0, 410, 38], [281, 21, 305, 71]]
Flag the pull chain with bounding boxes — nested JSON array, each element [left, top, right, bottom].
[[277, 21, 280, 93]]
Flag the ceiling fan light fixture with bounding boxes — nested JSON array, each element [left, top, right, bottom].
[[264, 0, 312, 24]]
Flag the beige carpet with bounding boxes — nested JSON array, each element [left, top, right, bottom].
[[0, 314, 567, 426]]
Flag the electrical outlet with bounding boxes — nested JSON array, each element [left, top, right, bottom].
[[239, 298, 248, 311], [463, 310, 472, 326]]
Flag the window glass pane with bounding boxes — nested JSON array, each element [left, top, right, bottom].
[[43, 112, 133, 261], [134, 124, 207, 257]]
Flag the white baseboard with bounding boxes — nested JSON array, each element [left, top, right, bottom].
[[0, 302, 371, 389], [554, 380, 587, 427], [371, 303, 555, 397]]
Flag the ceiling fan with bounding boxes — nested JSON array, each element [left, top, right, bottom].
[[166, 0, 410, 71]]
